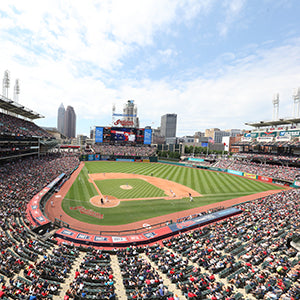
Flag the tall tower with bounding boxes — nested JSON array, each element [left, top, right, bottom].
[[293, 87, 300, 118], [57, 103, 65, 134], [13, 79, 20, 103], [64, 106, 76, 138], [2, 70, 10, 98], [123, 100, 139, 127], [160, 114, 177, 138], [272, 93, 279, 121]]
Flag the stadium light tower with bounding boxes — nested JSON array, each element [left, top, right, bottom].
[[14, 79, 20, 103], [2, 70, 10, 98], [272, 93, 279, 121], [293, 87, 300, 118], [112, 104, 116, 125]]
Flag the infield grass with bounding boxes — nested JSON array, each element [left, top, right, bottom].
[[62, 161, 284, 225], [95, 178, 167, 199]]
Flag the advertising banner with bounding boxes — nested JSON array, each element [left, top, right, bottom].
[[243, 172, 257, 179], [144, 128, 152, 145], [258, 176, 272, 183], [88, 154, 95, 161], [227, 169, 243, 176], [95, 127, 103, 143], [116, 159, 135, 162], [188, 158, 204, 162], [293, 180, 300, 187], [168, 207, 241, 232]]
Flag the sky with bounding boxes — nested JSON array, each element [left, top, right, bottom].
[[0, 0, 300, 137]]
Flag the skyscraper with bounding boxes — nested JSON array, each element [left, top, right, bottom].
[[160, 114, 177, 138], [64, 106, 76, 138], [57, 103, 65, 134]]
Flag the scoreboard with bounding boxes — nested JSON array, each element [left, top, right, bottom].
[[95, 127, 152, 145]]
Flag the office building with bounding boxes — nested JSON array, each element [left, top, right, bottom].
[[161, 114, 177, 138], [57, 103, 65, 134], [64, 106, 76, 138]]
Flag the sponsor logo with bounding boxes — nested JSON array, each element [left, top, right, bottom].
[[61, 230, 75, 236], [293, 181, 300, 187], [112, 236, 128, 242], [176, 220, 195, 229], [244, 173, 256, 179], [76, 233, 91, 240], [70, 206, 104, 219], [113, 119, 134, 126], [94, 236, 108, 242], [36, 216, 45, 222], [128, 235, 143, 241], [143, 232, 156, 239]]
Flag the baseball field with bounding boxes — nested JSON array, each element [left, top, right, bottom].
[[60, 161, 284, 226]]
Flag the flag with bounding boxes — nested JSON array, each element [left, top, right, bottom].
[[208, 137, 214, 144]]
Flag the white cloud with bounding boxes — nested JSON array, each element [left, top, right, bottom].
[[218, 0, 247, 37], [0, 0, 299, 137]]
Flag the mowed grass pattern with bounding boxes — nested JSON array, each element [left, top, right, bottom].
[[95, 179, 166, 199], [62, 161, 284, 225]]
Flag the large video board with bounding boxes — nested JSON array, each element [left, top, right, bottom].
[[95, 127, 152, 145]]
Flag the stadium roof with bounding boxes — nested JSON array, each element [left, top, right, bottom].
[[245, 117, 300, 128], [0, 94, 44, 120]]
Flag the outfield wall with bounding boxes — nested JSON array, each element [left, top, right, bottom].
[[162, 160, 293, 187], [80, 154, 157, 162]]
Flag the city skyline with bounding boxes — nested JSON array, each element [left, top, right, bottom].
[[0, 1, 300, 136]]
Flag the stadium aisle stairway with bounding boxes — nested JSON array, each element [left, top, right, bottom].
[[140, 252, 184, 299], [57, 251, 86, 299], [110, 254, 128, 299]]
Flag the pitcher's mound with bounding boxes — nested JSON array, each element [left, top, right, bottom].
[[120, 185, 132, 190], [90, 195, 120, 208]]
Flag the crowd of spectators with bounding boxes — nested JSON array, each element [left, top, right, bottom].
[[91, 144, 157, 157], [66, 250, 116, 299], [0, 112, 53, 138], [0, 152, 79, 205], [214, 159, 300, 182], [157, 188, 300, 300], [232, 154, 300, 165], [117, 247, 171, 299]]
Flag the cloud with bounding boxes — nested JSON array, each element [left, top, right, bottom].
[[0, 0, 299, 137], [218, 0, 247, 37]]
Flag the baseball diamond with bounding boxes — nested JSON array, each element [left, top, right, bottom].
[[44, 161, 285, 232]]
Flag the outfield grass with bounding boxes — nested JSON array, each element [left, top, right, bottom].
[[62, 161, 284, 225]]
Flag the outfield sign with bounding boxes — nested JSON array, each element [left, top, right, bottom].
[[258, 175, 272, 183], [293, 180, 300, 187], [243, 172, 257, 179], [227, 169, 243, 176]]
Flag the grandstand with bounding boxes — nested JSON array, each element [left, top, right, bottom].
[[0, 94, 57, 161], [233, 117, 300, 157]]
